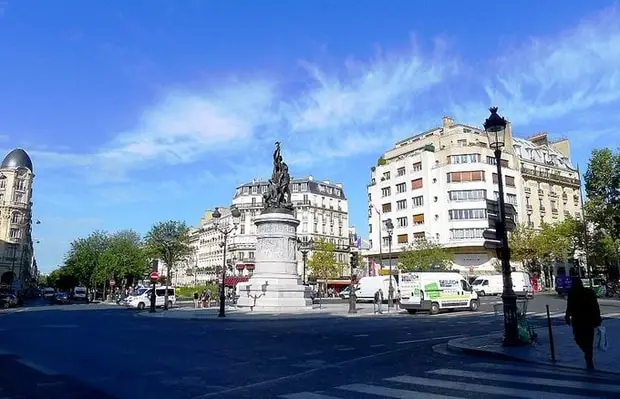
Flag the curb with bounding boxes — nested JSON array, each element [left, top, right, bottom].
[[135, 309, 405, 321], [447, 335, 620, 376]]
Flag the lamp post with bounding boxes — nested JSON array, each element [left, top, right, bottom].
[[348, 245, 358, 314], [211, 206, 241, 318], [385, 218, 394, 311], [484, 106, 519, 346], [369, 203, 383, 275], [296, 238, 313, 284]]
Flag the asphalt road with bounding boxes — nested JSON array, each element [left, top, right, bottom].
[[0, 294, 618, 399]]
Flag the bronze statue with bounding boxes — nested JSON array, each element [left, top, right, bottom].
[[263, 142, 294, 211]]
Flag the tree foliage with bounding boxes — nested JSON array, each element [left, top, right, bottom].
[[144, 220, 192, 308], [308, 239, 340, 290], [398, 239, 452, 272]]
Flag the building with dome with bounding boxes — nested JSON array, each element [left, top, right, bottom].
[[0, 148, 37, 290]]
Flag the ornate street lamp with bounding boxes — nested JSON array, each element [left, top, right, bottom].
[[296, 238, 314, 284], [385, 218, 394, 311], [484, 106, 519, 346], [212, 206, 241, 317]]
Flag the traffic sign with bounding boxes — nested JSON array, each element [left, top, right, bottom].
[[483, 228, 499, 240], [149, 271, 160, 282], [483, 239, 503, 250], [109, 279, 116, 287], [486, 199, 517, 233]]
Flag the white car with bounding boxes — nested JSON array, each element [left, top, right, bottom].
[[125, 287, 176, 310]]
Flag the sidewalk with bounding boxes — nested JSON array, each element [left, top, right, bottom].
[[448, 318, 620, 375], [136, 303, 407, 321]]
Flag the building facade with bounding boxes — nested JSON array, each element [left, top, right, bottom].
[[0, 149, 37, 290], [231, 176, 351, 280], [366, 117, 581, 277]]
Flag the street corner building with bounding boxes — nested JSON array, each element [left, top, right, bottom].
[[0, 148, 39, 290], [365, 116, 582, 279]]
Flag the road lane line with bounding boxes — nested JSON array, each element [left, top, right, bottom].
[[336, 347, 354, 351], [353, 334, 369, 337], [388, 375, 593, 399], [428, 369, 620, 393], [338, 383, 460, 398], [16, 359, 60, 375], [396, 334, 464, 345], [370, 344, 385, 348], [280, 393, 342, 398]]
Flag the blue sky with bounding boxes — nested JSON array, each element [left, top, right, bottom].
[[1, 1, 618, 273]]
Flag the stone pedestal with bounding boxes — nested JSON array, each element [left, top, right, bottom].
[[236, 210, 312, 312]]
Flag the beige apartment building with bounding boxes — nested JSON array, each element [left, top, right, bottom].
[[366, 117, 581, 278], [0, 148, 38, 289]]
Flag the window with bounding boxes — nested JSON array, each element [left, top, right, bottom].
[[10, 212, 21, 224], [413, 232, 425, 240], [448, 209, 487, 220], [449, 189, 486, 201], [15, 179, 26, 191], [412, 214, 425, 225], [251, 186, 258, 194], [486, 156, 509, 167], [396, 199, 407, 210], [411, 178, 423, 190], [240, 225, 245, 234], [381, 187, 391, 197], [457, 139, 467, 146], [449, 228, 485, 240], [506, 176, 516, 187], [412, 162, 422, 172], [396, 183, 406, 194], [9, 228, 20, 239], [382, 172, 391, 180], [551, 200, 558, 211], [251, 197, 257, 205], [382, 203, 392, 213], [397, 167, 406, 176], [412, 195, 424, 207], [397, 217, 408, 228], [448, 154, 480, 164], [382, 237, 390, 247], [397, 234, 409, 244], [368, 224, 372, 233], [446, 171, 485, 183]]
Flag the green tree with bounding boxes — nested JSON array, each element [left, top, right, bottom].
[[99, 230, 149, 286], [398, 239, 452, 272], [509, 224, 539, 273], [144, 220, 192, 309], [584, 148, 620, 276], [307, 239, 340, 295], [63, 230, 110, 288]]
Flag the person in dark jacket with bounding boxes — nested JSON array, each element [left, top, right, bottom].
[[564, 277, 602, 370]]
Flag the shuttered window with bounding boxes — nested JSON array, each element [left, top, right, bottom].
[[412, 214, 425, 225], [397, 234, 409, 244], [411, 178, 423, 190]]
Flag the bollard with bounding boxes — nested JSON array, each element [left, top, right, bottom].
[[546, 304, 556, 362]]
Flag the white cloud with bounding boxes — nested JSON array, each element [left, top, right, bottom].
[[454, 5, 620, 126]]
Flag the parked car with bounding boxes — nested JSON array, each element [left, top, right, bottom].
[[52, 292, 71, 305], [0, 294, 12, 309]]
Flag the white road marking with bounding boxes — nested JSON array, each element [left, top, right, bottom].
[[336, 347, 354, 351], [353, 334, 369, 337], [389, 375, 593, 399], [470, 362, 617, 380], [40, 324, 79, 328], [303, 351, 322, 356], [338, 383, 460, 398], [16, 359, 59, 375], [370, 344, 385, 348], [396, 335, 464, 345], [269, 356, 288, 361], [428, 369, 620, 393]]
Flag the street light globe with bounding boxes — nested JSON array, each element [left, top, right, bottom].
[[230, 206, 241, 219], [483, 106, 507, 150], [212, 207, 222, 219], [385, 218, 394, 235]]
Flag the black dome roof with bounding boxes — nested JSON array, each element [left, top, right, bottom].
[[1, 149, 33, 172]]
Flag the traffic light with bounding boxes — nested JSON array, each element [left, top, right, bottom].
[[350, 252, 359, 269]]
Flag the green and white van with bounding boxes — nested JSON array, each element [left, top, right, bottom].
[[399, 272, 479, 315]]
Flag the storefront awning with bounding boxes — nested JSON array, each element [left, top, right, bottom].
[[224, 276, 249, 287]]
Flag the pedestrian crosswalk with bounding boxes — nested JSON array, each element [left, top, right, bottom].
[[429, 310, 620, 319], [278, 362, 620, 398]]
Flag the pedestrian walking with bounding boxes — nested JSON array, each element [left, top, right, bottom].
[[374, 289, 384, 314], [193, 292, 199, 308], [565, 277, 602, 370]]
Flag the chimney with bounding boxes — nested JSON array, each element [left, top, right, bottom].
[[442, 116, 454, 129]]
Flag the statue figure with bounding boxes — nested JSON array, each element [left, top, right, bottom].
[[263, 141, 294, 212]]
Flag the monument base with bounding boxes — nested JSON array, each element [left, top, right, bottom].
[[235, 211, 313, 312]]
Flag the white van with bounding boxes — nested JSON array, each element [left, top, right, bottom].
[[73, 286, 89, 303], [356, 276, 398, 302], [125, 286, 176, 310], [472, 275, 503, 296], [511, 271, 533, 298], [399, 272, 479, 315], [41, 287, 55, 299]]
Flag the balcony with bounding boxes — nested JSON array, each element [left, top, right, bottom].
[[526, 204, 533, 214], [524, 187, 531, 194], [549, 191, 558, 198], [521, 167, 580, 187], [564, 210, 570, 217], [8, 201, 29, 209], [538, 189, 544, 196], [540, 206, 546, 213], [527, 221, 535, 228]]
